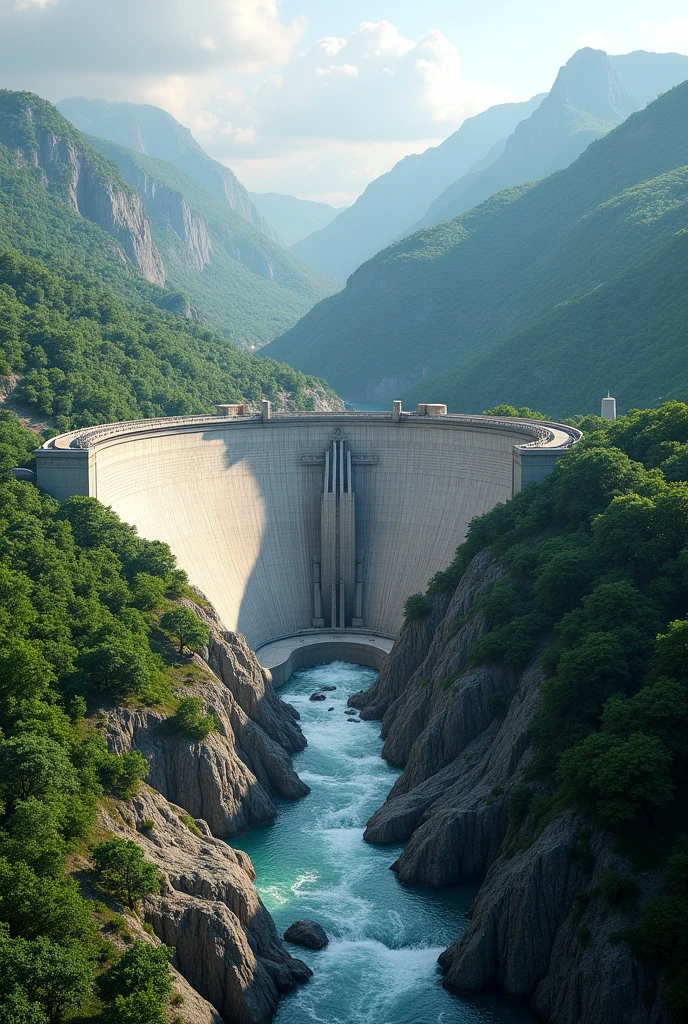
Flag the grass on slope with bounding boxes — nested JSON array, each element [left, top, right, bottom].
[[263, 80, 688, 407], [85, 137, 339, 348]]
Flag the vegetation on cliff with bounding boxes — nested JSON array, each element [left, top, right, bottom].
[[0, 413, 210, 1019], [422, 401, 688, 1016]]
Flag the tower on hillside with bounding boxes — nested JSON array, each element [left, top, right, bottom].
[[601, 393, 617, 421]]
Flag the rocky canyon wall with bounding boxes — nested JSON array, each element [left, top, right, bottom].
[[353, 550, 669, 1024]]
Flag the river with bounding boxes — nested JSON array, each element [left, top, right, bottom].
[[232, 662, 534, 1024]]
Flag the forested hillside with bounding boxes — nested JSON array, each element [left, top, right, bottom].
[[412, 402, 688, 1019], [83, 136, 337, 348], [264, 80, 688, 410], [0, 92, 339, 427], [0, 414, 208, 1020]]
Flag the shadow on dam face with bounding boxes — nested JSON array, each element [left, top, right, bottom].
[[34, 412, 580, 654]]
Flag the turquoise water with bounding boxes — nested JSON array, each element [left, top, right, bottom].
[[232, 663, 534, 1024]]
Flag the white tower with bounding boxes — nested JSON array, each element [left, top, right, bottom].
[[601, 393, 617, 421]]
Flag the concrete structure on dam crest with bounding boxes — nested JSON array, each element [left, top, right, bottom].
[[35, 404, 580, 672]]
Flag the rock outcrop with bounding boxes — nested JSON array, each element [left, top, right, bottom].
[[283, 921, 329, 950], [32, 124, 165, 285], [357, 548, 669, 1023], [99, 786, 310, 1024], [106, 599, 309, 838]]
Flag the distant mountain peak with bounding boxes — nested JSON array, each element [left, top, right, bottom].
[[547, 47, 638, 122]]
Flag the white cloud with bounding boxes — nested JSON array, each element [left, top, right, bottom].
[[581, 17, 688, 55], [0, 6, 513, 200]]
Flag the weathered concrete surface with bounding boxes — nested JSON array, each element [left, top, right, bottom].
[[35, 412, 578, 648]]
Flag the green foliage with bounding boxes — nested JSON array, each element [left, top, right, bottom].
[[483, 404, 548, 420], [0, 925, 94, 1024], [267, 80, 688, 415], [598, 871, 638, 914], [403, 593, 431, 623], [99, 940, 173, 1024], [167, 698, 216, 741], [91, 839, 160, 910], [159, 607, 209, 655]]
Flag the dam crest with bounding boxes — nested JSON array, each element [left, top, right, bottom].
[[36, 404, 580, 675]]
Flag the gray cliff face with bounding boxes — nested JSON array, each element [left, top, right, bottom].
[[357, 549, 669, 1023], [100, 786, 310, 1024], [106, 601, 308, 837], [32, 126, 165, 285]]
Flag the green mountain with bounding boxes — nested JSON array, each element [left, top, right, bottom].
[[82, 136, 338, 347], [263, 80, 688, 412], [57, 98, 279, 242], [250, 192, 346, 247], [0, 91, 340, 429], [288, 94, 544, 281], [414, 48, 639, 230]]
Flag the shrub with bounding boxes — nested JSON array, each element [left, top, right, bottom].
[[167, 698, 216, 741], [598, 871, 638, 914], [403, 593, 430, 622]]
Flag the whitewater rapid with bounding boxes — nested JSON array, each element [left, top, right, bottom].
[[232, 662, 533, 1024]]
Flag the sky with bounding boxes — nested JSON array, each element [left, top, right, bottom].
[[1, 0, 687, 204]]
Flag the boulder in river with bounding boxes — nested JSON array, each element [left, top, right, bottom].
[[320, 685, 337, 692], [284, 920, 329, 950], [309, 692, 327, 702]]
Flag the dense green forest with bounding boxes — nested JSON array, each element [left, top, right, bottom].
[[264, 80, 688, 411], [84, 136, 338, 348], [0, 248, 337, 430], [0, 413, 215, 1020], [413, 402, 688, 1017]]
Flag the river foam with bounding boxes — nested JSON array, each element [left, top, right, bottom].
[[231, 662, 534, 1024]]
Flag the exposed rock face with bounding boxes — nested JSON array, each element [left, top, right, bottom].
[[31, 125, 165, 285], [357, 548, 669, 1023], [283, 921, 329, 950], [100, 786, 310, 1024], [106, 624, 309, 837]]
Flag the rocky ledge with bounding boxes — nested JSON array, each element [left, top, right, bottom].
[[106, 593, 309, 838], [100, 786, 310, 1024], [355, 549, 669, 1024]]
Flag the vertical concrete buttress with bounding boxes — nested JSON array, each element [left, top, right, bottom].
[[318, 433, 358, 628]]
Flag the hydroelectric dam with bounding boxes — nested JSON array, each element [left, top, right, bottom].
[[35, 403, 580, 679]]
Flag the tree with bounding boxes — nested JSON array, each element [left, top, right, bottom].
[[0, 859, 94, 943], [0, 735, 77, 810], [102, 990, 167, 1024], [403, 593, 430, 623], [80, 632, 152, 697], [0, 928, 93, 1024], [159, 607, 209, 655], [557, 731, 675, 824], [130, 572, 167, 611], [91, 839, 159, 909], [103, 750, 149, 799]]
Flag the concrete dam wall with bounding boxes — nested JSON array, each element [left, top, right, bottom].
[[35, 408, 580, 650]]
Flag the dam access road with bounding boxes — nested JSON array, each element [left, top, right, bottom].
[[35, 403, 580, 675]]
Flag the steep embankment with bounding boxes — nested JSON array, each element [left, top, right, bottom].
[[83, 136, 338, 347], [58, 98, 280, 243], [352, 404, 688, 1024], [264, 79, 688, 408]]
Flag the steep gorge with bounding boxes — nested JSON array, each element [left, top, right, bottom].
[[351, 550, 669, 1024]]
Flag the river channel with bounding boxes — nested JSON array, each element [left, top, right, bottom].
[[232, 662, 534, 1024]]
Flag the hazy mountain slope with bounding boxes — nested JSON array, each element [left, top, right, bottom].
[[416, 48, 637, 230], [610, 49, 688, 106], [288, 94, 544, 281], [0, 91, 340, 423], [58, 97, 280, 242], [406, 212, 688, 416], [85, 136, 338, 347], [250, 192, 345, 246], [262, 80, 688, 405]]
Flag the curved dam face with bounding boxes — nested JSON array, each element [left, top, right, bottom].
[[35, 409, 580, 651]]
